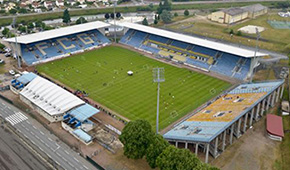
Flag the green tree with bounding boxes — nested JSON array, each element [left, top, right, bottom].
[[174, 12, 178, 17], [184, 9, 189, 16], [2, 27, 9, 36], [18, 8, 28, 13], [160, 10, 172, 23], [9, 8, 17, 14], [142, 17, 148, 26], [27, 22, 34, 29], [104, 13, 110, 20], [146, 134, 169, 168], [156, 146, 202, 170], [119, 120, 154, 159], [62, 9, 71, 24], [162, 0, 172, 11], [76, 17, 87, 24], [154, 19, 158, 25], [236, 30, 242, 36], [18, 25, 27, 33]]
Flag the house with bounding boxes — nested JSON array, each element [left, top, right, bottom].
[[32, 2, 40, 8], [44, 1, 55, 10], [208, 4, 268, 24], [242, 4, 268, 18], [55, 0, 64, 7], [77, 0, 85, 4], [5, 2, 16, 12], [67, 0, 76, 6]]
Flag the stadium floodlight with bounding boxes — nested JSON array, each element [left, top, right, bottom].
[[12, 17, 21, 68], [153, 67, 165, 134], [113, 0, 117, 43], [249, 27, 260, 83]]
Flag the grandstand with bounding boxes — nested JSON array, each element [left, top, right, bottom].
[[5, 21, 111, 65], [118, 22, 267, 81], [163, 80, 284, 163]]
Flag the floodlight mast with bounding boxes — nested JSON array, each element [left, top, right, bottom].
[[13, 17, 21, 68], [153, 68, 165, 134], [249, 27, 260, 83], [113, 0, 117, 43]]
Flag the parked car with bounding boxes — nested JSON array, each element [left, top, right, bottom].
[[9, 70, 15, 75], [0, 59, 4, 64], [5, 53, 11, 57]]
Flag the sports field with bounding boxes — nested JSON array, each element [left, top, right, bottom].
[[36, 46, 231, 130]]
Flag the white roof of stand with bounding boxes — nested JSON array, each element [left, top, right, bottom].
[[20, 76, 85, 116], [119, 22, 267, 58], [5, 21, 110, 44]]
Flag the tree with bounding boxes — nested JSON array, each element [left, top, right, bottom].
[[104, 13, 110, 20], [236, 30, 242, 36], [229, 29, 234, 35], [116, 12, 121, 18], [154, 19, 158, 25], [142, 18, 148, 26], [174, 12, 178, 17], [156, 146, 202, 170], [35, 20, 46, 29], [9, 8, 17, 14], [149, 3, 154, 9], [2, 27, 9, 36], [76, 17, 87, 24], [110, 13, 115, 19], [184, 9, 189, 16], [27, 22, 34, 29], [18, 25, 27, 33], [160, 10, 172, 23], [157, 0, 172, 14], [62, 9, 71, 24], [119, 120, 154, 159], [18, 8, 27, 14], [146, 134, 169, 168]]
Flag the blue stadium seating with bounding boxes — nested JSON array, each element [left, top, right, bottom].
[[119, 29, 252, 80], [21, 29, 110, 65]]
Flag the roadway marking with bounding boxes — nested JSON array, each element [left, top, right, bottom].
[[40, 131, 44, 135], [73, 157, 79, 162], [5, 112, 28, 126], [48, 138, 53, 142], [65, 150, 69, 155], [33, 126, 37, 129], [83, 165, 88, 170]]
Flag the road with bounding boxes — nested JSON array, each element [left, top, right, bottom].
[[0, 98, 98, 170], [0, 0, 285, 20], [0, 123, 50, 170]]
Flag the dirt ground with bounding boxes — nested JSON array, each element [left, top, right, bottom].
[[211, 107, 281, 170]]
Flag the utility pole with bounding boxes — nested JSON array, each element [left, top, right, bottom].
[[13, 17, 21, 68], [153, 68, 165, 134], [249, 27, 260, 83]]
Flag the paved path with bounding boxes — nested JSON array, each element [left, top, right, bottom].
[[0, 98, 98, 170]]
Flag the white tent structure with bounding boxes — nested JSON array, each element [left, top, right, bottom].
[[20, 76, 85, 122]]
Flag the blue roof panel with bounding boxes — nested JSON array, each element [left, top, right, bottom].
[[73, 129, 92, 143], [68, 104, 99, 122], [17, 72, 37, 85]]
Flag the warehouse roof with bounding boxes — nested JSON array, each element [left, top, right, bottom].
[[68, 104, 99, 122], [266, 114, 284, 138], [242, 4, 267, 12], [222, 7, 245, 16], [119, 22, 267, 58], [5, 21, 110, 44], [20, 76, 85, 116]]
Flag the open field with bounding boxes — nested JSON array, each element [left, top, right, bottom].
[[36, 46, 230, 130], [166, 13, 290, 54]]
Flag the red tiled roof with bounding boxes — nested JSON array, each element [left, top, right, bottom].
[[266, 114, 284, 138]]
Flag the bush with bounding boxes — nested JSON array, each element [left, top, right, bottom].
[[174, 12, 178, 17], [184, 9, 189, 16], [0, 43, 5, 50], [236, 30, 242, 36]]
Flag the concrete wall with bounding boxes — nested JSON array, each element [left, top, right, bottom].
[[225, 11, 248, 24]]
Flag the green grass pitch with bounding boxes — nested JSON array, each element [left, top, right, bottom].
[[36, 46, 231, 130]]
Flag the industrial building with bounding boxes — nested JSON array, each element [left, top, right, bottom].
[[208, 4, 268, 24]]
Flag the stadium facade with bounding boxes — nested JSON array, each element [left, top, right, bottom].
[[163, 80, 284, 163]]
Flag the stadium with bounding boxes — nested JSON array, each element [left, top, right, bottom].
[[5, 21, 284, 162]]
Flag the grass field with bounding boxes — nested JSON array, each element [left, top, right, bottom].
[[36, 46, 230, 129], [167, 13, 290, 54]]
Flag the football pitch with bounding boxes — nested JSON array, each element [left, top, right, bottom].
[[36, 46, 231, 130]]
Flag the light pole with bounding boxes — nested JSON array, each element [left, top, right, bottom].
[[12, 17, 21, 68], [153, 68, 165, 134], [113, 0, 117, 43], [249, 27, 260, 83]]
